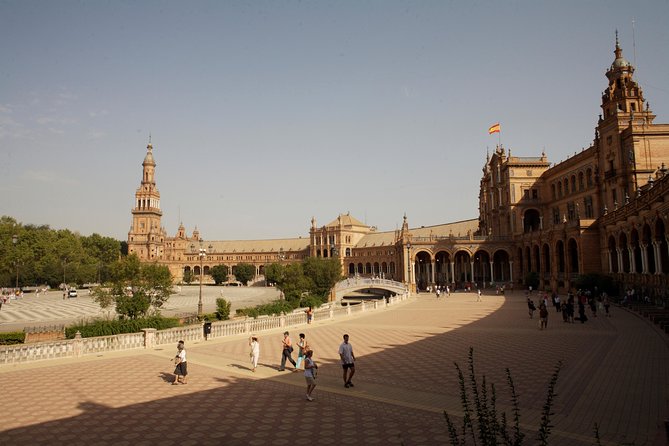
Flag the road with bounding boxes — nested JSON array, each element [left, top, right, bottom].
[[0, 285, 281, 332]]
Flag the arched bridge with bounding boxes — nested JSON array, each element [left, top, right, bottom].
[[333, 277, 408, 301]]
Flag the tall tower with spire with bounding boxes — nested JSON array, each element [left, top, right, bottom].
[[596, 33, 666, 211], [128, 140, 166, 261]]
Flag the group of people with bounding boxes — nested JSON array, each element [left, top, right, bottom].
[[172, 331, 357, 402], [276, 331, 356, 400], [526, 289, 612, 328], [1, 288, 23, 306], [427, 285, 450, 298]]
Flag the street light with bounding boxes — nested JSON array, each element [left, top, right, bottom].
[[407, 242, 412, 292], [12, 234, 19, 289], [62, 258, 68, 290], [198, 238, 206, 318], [277, 248, 286, 300]]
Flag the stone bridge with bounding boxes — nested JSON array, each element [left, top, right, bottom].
[[332, 277, 408, 302]]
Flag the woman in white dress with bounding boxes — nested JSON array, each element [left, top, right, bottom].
[[249, 336, 260, 372]]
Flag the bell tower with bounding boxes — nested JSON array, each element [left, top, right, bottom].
[[128, 140, 166, 261], [597, 32, 659, 210]]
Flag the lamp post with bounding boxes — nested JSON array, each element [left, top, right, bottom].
[[62, 258, 68, 290], [198, 238, 206, 318], [12, 234, 19, 289], [406, 242, 412, 293], [277, 248, 285, 300]]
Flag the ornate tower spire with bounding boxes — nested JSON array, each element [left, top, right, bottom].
[[601, 33, 652, 123], [128, 140, 164, 261]]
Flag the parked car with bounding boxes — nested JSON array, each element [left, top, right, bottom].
[[68, 289, 78, 298]]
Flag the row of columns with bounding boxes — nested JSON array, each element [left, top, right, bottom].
[[415, 259, 514, 286], [608, 241, 667, 274]]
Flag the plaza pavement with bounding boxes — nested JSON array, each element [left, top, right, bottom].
[[0, 285, 280, 332], [0, 290, 667, 445]]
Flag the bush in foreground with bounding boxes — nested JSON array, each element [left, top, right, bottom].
[[444, 347, 562, 446], [65, 316, 180, 338], [0, 331, 26, 345]]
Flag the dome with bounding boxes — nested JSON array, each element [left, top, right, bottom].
[[612, 56, 630, 69], [143, 143, 156, 165]]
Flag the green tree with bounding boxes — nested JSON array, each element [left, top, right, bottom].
[[0, 216, 122, 288], [215, 297, 231, 320], [303, 257, 342, 298], [524, 271, 539, 290], [92, 254, 174, 319], [264, 262, 284, 285], [210, 264, 230, 285], [279, 262, 312, 301], [182, 269, 194, 284], [233, 262, 255, 285]]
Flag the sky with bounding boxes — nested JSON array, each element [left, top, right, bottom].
[[1, 1, 668, 242]]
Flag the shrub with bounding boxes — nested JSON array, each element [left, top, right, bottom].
[[524, 272, 539, 290], [236, 299, 298, 318], [65, 316, 180, 338], [215, 298, 232, 320], [0, 331, 26, 345], [444, 347, 562, 445]]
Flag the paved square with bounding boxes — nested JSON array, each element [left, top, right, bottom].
[[1, 291, 667, 445]]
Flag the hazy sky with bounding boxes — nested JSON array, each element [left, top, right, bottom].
[[2, 1, 668, 242]]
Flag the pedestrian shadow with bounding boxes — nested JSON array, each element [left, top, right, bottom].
[[159, 372, 174, 383], [228, 363, 253, 372]]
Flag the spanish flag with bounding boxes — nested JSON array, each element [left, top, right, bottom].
[[488, 123, 501, 134]]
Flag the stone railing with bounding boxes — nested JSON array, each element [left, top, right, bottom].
[[0, 293, 410, 365]]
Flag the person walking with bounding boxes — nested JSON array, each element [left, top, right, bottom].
[[305, 306, 314, 324], [304, 350, 318, 401], [603, 293, 611, 317], [527, 297, 536, 318], [249, 336, 260, 372], [278, 331, 296, 371], [295, 333, 309, 370], [476, 288, 482, 302], [172, 340, 188, 385], [539, 303, 549, 330], [339, 334, 356, 388]]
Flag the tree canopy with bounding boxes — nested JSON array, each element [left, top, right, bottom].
[[0, 216, 122, 288], [210, 264, 230, 285], [267, 257, 342, 304], [233, 262, 255, 285], [91, 254, 174, 319]]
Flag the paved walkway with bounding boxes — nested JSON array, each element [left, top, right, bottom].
[[0, 286, 280, 332], [1, 291, 667, 445]]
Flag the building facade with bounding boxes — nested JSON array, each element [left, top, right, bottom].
[[128, 38, 669, 298]]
